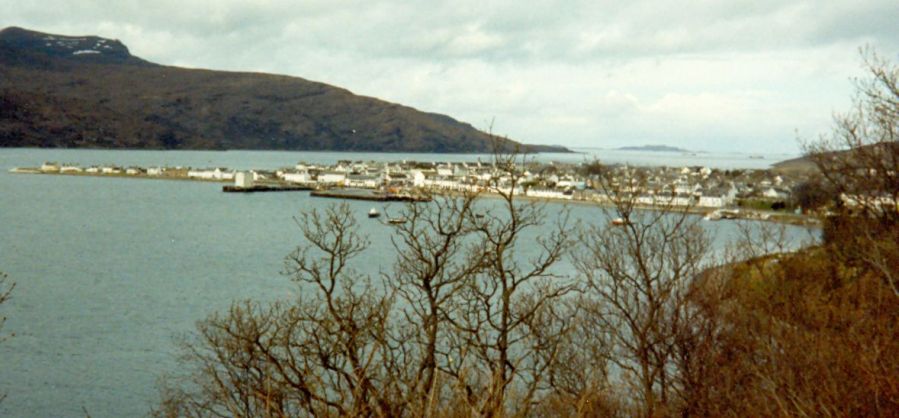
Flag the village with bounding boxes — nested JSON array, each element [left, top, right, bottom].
[[15, 158, 814, 223]]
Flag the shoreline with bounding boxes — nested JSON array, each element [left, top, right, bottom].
[[10, 167, 819, 227]]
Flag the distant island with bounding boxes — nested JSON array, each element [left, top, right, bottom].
[[617, 145, 693, 152], [0, 27, 569, 153]]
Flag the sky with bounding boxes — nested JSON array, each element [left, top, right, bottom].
[[2, 0, 898, 154]]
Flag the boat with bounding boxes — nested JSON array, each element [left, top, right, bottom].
[[704, 209, 740, 221], [611, 217, 627, 226], [368, 207, 381, 218], [388, 217, 406, 224]]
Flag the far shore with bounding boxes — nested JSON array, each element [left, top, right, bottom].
[[10, 166, 820, 227]]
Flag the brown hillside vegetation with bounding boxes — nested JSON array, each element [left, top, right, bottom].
[[0, 27, 567, 153]]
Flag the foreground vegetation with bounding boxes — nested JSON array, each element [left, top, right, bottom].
[[153, 52, 898, 417]]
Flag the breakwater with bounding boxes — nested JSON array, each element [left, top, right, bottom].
[[311, 188, 431, 202]]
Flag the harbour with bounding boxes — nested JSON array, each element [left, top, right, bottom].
[[0, 148, 820, 417]]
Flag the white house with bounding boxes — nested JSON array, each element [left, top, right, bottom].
[[636, 195, 694, 207], [674, 182, 701, 195], [525, 189, 572, 200], [347, 174, 379, 188], [188, 168, 234, 180], [235, 171, 254, 188], [282, 171, 313, 184], [698, 196, 726, 208], [453, 164, 469, 178], [763, 187, 789, 199], [318, 171, 347, 185], [147, 167, 164, 176], [40, 162, 60, 172], [436, 164, 454, 177]]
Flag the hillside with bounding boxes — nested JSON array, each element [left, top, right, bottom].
[[771, 155, 819, 175], [0, 27, 568, 153], [772, 142, 898, 175]]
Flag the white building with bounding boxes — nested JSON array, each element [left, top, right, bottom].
[[698, 196, 726, 208], [318, 171, 347, 185], [282, 171, 313, 183], [674, 182, 701, 195], [188, 168, 234, 180], [235, 171, 254, 188], [636, 195, 694, 207], [453, 164, 470, 178], [525, 189, 572, 200], [347, 174, 380, 188], [763, 188, 789, 199], [436, 164, 454, 177]]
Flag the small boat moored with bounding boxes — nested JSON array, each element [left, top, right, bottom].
[[704, 209, 740, 221], [611, 217, 627, 226], [368, 207, 381, 218]]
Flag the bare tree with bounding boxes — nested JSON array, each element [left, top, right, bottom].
[[382, 189, 483, 412], [157, 138, 585, 417], [442, 145, 577, 416], [574, 170, 712, 417], [803, 47, 899, 297], [157, 204, 397, 417]]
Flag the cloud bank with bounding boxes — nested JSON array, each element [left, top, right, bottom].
[[3, 0, 898, 153]]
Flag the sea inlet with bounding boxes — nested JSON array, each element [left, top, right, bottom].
[[0, 148, 814, 417]]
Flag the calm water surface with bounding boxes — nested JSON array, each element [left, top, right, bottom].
[[0, 149, 811, 417]]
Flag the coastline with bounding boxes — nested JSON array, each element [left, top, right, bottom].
[[10, 167, 819, 227]]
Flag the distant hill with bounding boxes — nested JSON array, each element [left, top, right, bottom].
[[772, 142, 899, 175], [0, 27, 569, 153], [617, 144, 691, 152], [771, 155, 819, 175]]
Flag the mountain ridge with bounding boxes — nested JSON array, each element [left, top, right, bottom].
[[0, 27, 569, 153]]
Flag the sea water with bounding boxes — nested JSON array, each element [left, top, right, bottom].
[[0, 148, 811, 417]]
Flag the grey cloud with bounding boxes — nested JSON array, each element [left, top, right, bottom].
[[1, 0, 896, 152]]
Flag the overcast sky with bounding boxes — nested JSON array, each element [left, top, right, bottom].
[[3, 0, 898, 153]]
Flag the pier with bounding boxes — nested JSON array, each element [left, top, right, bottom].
[[223, 184, 315, 193], [311, 188, 431, 202]]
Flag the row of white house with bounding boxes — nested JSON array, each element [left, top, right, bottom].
[[187, 168, 234, 180]]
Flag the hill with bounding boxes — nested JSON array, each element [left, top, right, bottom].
[[0, 27, 569, 153], [772, 142, 898, 175], [771, 155, 819, 175]]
